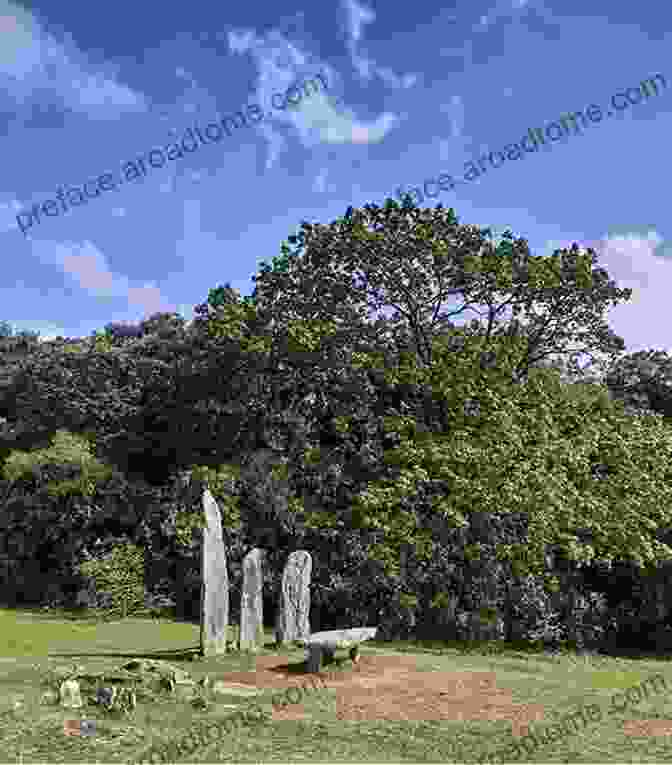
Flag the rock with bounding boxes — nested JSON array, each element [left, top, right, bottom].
[[302, 627, 378, 649], [173, 679, 197, 701], [124, 688, 137, 711], [40, 690, 59, 706], [47, 664, 85, 686], [211, 681, 263, 698], [59, 679, 83, 709], [199, 489, 229, 656], [95, 686, 116, 708], [302, 627, 378, 673], [240, 548, 265, 652], [119, 658, 191, 685], [276, 550, 312, 646]]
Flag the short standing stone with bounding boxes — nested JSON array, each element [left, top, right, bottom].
[[276, 550, 312, 646], [59, 679, 83, 709], [240, 548, 266, 652], [199, 489, 229, 656]]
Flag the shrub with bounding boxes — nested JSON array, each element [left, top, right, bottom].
[[507, 574, 566, 648], [76, 541, 146, 620]]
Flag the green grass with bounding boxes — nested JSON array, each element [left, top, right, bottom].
[[2, 606, 672, 762]]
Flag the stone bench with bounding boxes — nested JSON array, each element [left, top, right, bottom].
[[299, 627, 378, 673]]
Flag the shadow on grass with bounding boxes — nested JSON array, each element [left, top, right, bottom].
[[47, 646, 204, 661], [47, 641, 308, 663], [266, 659, 312, 676]]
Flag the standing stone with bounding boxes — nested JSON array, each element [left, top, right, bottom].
[[199, 489, 229, 656], [276, 550, 312, 646], [240, 548, 266, 652]]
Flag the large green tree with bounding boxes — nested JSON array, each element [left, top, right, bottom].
[[347, 327, 672, 581], [247, 199, 632, 387]]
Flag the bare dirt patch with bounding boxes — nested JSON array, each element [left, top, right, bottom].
[[622, 719, 672, 737], [215, 652, 547, 736]]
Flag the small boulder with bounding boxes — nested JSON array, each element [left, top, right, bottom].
[[95, 686, 117, 708], [59, 679, 83, 709], [40, 690, 59, 706]]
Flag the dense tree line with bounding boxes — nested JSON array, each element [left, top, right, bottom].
[[1, 197, 671, 653]]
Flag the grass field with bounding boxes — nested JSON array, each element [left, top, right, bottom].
[[2, 606, 672, 763]]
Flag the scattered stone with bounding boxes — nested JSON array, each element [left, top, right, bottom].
[[211, 681, 263, 698], [199, 488, 229, 656], [276, 550, 312, 646], [40, 690, 59, 706], [240, 548, 266, 652], [59, 679, 83, 709], [173, 678, 198, 701], [95, 686, 117, 708]]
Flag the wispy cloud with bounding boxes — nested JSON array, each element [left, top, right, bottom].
[[0, 0, 147, 120], [227, 13, 407, 168], [341, 0, 418, 88], [31, 239, 176, 316]]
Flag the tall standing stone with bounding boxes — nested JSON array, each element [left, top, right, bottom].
[[199, 489, 229, 656], [276, 550, 312, 646], [240, 548, 266, 652]]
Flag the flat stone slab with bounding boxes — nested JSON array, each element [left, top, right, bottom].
[[301, 628, 378, 673], [299, 627, 378, 650]]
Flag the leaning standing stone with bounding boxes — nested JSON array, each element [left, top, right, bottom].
[[240, 548, 266, 652], [276, 550, 312, 646], [199, 489, 229, 656]]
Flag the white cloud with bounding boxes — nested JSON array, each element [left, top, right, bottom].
[[0, 0, 147, 120], [31, 238, 176, 316], [226, 24, 401, 169], [544, 231, 672, 356], [342, 0, 375, 44], [341, 0, 418, 89], [436, 95, 472, 163]]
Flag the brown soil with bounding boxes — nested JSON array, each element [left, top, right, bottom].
[[215, 652, 548, 737], [217, 653, 672, 739], [622, 719, 672, 737]]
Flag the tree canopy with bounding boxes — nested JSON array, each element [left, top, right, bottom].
[[0, 198, 668, 642]]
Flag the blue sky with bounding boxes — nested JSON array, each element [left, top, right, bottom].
[[1, 0, 670, 361]]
